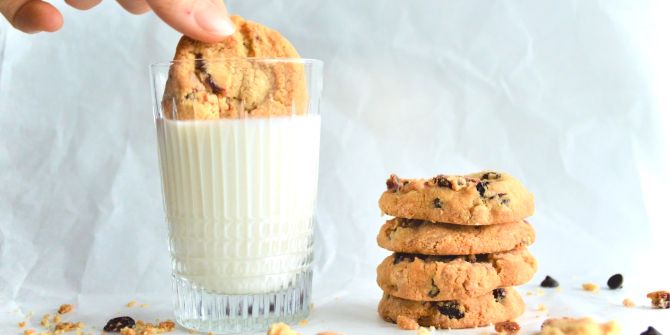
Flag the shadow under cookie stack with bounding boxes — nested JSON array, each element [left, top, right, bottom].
[[376, 171, 537, 330]]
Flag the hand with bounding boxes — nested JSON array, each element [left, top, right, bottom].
[[0, 0, 235, 42]]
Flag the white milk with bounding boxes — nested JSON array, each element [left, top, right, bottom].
[[156, 115, 321, 294]]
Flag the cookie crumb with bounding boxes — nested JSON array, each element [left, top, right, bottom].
[[40, 314, 50, 328], [267, 322, 299, 335], [299, 319, 308, 326], [623, 298, 635, 308], [582, 283, 600, 292], [120, 328, 135, 335], [23, 330, 36, 335], [127, 300, 137, 308], [18, 321, 27, 328], [539, 317, 620, 335], [57, 304, 73, 315], [54, 321, 85, 334], [140, 304, 150, 308], [494, 320, 520, 334], [417, 326, 432, 335], [396, 315, 419, 330], [536, 304, 548, 312], [52, 314, 62, 324], [646, 290, 670, 309]]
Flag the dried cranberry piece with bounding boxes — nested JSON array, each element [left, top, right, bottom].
[[103, 316, 135, 332], [205, 74, 225, 95], [435, 301, 464, 319], [386, 175, 401, 192]]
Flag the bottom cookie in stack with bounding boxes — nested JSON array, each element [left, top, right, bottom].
[[378, 287, 525, 329]]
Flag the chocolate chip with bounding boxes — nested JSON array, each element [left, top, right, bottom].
[[481, 172, 501, 180], [433, 198, 443, 209], [103, 316, 135, 332], [493, 288, 506, 302], [641, 326, 662, 335], [435, 301, 464, 319], [433, 175, 451, 188], [386, 174, 401, 192], [427, 280, 440, 298], [540, 276, 560, 288], [607, 274, 623, 289], [476, 181, 488, 197]]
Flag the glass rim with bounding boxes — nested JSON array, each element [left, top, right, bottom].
[[150, 57, 323, 68]]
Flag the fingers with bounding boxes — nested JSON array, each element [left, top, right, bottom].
[[0, 0, 63, 33], [145, 0, 234, 43], [116, 0, 150, 15], [64, 0, 102, 10]]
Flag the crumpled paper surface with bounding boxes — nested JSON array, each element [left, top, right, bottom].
[[1, 0, 669, 334]]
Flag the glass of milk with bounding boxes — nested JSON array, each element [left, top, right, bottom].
[[150, 58, 323, 334]]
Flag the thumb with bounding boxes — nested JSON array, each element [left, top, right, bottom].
[[0, 0, 63, 33], [145, 0, 234, 43]]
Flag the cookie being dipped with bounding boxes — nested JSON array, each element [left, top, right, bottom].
[[162, 15, 307, 120]]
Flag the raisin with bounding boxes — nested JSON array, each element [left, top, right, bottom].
[[540, 276, 560, 288], [641, 326, 662, 335], [481, 172, 501, 180], [493, 288, 506, 302], [476, 181, 488, 197], [433, 175, 451, 188], [103, 316, 135, 332], [435, 301, 464, 319], [194, 53, 205, 72], [427, 280, 440, 298], [205, 74, 225, 95], [386, 174, 401, 192], [607, 274, 623, 289], [433, 198, 443, 209]]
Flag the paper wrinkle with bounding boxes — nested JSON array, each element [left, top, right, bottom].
[[2, 0, 670, 333]]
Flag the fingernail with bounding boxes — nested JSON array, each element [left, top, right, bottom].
[[195, 9, 235, 36]]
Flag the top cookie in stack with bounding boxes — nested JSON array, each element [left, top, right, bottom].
[[376, 171, 536, 330], [380, 171, 534, 226]]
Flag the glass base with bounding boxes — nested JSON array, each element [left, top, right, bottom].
[[172, 271, 312, 334]]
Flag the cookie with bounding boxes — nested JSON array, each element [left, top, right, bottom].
[[537, 317, 621, 335], [162, 15, 307, 120], [379, 171, 534, 225], [378, 287, 525, 329], [377, 247, 536, 301], [377, 218, 535, 255]]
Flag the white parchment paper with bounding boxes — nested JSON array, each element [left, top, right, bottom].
[[1, 0, 669, 333]]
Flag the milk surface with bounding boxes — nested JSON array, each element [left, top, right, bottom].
[[156, 115, 321, 294]]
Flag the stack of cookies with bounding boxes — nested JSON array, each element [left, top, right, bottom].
[[376, 171, 537, 329]]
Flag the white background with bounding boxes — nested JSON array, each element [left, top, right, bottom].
[[1, 0, 670, 334]]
